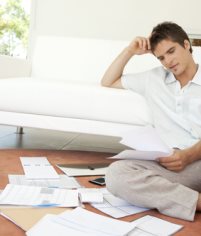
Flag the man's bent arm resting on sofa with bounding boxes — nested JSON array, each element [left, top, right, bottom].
[[101, 37, 151, 89]]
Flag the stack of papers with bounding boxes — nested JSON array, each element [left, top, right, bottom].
[[0, 185, 183, 236], [57, 163, 108, 176], [26, 207, 135, 236], [0, 152, 184, 235], [0, 184, 79, 207], [26, 207, 183, 236], [20, 157, 59, 179], [110, 126, 173, 161], [1, 206, 183, 236]]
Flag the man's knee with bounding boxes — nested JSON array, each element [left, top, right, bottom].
[[105, 161, 126, 195], [106, 160, 137, 196]]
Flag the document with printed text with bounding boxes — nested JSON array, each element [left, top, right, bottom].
[[20, 157, 59, 179], [0, 184, 79, 207], [8, 174, 81, 189]]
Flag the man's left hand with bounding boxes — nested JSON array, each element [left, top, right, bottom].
[[158, 149, 190, 171]]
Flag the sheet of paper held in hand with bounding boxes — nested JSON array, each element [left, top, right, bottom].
[[110, 126, 173, 161], [20, 157, 59, 179]]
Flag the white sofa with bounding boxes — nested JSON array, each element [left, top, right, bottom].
[[0, 36, 200, 137]]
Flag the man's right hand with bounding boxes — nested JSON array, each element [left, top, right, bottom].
[[127, 37, 151, 56], [101, 36, 151, 88]]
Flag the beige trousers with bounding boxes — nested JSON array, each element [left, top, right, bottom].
[[105, 159, 201, 221]]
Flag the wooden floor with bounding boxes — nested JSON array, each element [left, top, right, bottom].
[[0, 149, 200, 236]]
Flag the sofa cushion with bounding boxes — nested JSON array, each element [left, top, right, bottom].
[[31, 36, 161, 83], [0, 78, 152, 126]]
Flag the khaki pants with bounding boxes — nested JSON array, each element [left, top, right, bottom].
[[105, 160, 201, 221]]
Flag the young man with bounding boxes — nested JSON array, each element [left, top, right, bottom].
[[101, 22, 201, 221]]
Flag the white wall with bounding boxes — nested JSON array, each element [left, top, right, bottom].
[[32, 0, 201, 40]]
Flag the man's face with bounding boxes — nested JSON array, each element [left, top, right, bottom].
[[153, 39, 191, 76]]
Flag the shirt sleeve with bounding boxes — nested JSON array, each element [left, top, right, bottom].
[[121, 70, 150, 96], [121, 66, 166, 96]]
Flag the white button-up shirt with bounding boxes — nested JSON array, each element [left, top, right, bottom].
[[122, 65, 201, 149]]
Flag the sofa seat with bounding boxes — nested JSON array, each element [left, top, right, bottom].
[[0, 77, 151, 126]]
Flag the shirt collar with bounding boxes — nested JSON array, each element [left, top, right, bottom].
[[165, 64, 201, 86], [165, 71, 176, 84]]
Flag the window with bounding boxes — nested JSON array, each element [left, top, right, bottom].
[[0, 0, 31, 58]]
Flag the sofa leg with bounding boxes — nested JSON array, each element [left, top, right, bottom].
[[16, 127, 24, 134]]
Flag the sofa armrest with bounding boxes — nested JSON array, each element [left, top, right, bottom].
[[0, 55, 31, 78]]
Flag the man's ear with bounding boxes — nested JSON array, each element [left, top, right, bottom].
[[184, 39, 190, 50]]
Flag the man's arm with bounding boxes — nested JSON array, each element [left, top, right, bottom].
[[159, 140, 201, 171], [101, 37, 151, 89]]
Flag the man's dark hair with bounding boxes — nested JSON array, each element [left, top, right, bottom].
[[150, 22, 192, 53]]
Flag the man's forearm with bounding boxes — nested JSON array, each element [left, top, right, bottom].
[[185, 140, 201, 164], [101, 47, 134, 88]]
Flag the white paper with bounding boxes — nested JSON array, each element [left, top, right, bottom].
[[110, 126, 173, 161], [129, 215, 183, 236], [57, 164, 108, 176], [27, 208, 135, 236], [26, 214, 94, 236], [27, 211, 183, 236], [20, 157, 59, 179], [128, 228, 154, 236], [8, 174, 81, 189], [109, 149, 171, 161], [92, 189, 149, 218], [120, 126, 172, 153], [0, 184, 79, 207], [58, 207, 135, 235], [78, 188, 103, 203]]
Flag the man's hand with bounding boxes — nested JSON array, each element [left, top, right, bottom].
[[158, 149, 190, 172], [127, 37, 151, 56]]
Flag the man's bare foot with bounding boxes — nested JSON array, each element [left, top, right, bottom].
[[196, 193, 201, 211]]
